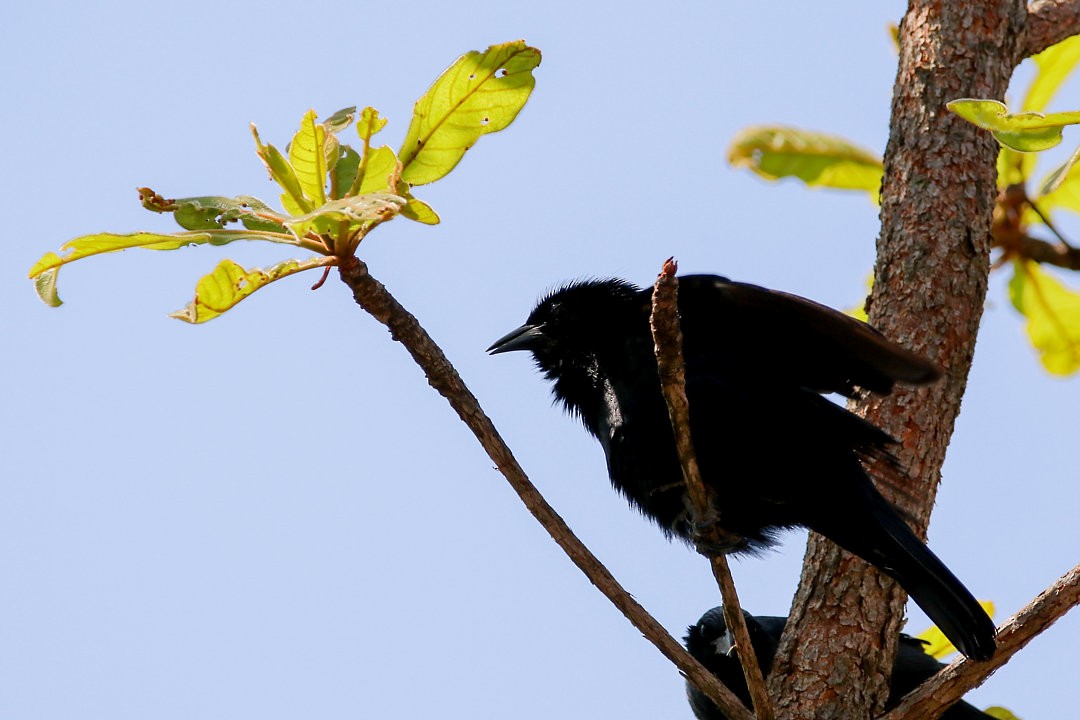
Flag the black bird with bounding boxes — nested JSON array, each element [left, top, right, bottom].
[[488, 274, 995, 660], [684, 608, 997, 720]]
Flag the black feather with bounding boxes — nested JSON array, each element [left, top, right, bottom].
[[684, 609, 997, 720], [489, 274, 995, 660]]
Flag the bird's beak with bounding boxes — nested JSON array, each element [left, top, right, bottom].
[[487, 324, 544, 354]]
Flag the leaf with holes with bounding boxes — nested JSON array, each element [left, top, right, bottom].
[[1009, 260, 1080, 375], [283, 192, 405, 240], [171, 257, 334, 323], [27, 229, 305, 308], [399, 40, 541, 186], [140, 191, 288, 233], [358, 106, 388, 144], [727, 126, 883, 197]]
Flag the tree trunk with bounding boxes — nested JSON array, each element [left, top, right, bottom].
[[768, 3, 1026, 718]]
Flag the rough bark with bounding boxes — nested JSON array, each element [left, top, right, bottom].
[[769, 3, 1027, 718], [1022, 0, 1080, 58]]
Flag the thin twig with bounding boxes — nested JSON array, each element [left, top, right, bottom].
[[879, 562, 1080, 720], [649, 258, 774, 720], [1025, 199, 1076, 251], [336, 256, 755, 720]]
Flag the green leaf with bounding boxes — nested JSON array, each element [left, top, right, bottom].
[[727, 126, 883, 196], [251, 124, 313, 214], [1023, 34, 1080, 113], [983, 707, 1023, 720], [331, 145, 361, 200], [996, 147, 1035, 188], [845, 273, 874, 322], [913, 600, 994, 659], [27, 229, 308, 308], [140, 192, 288, 233], [283, 192, 405, 239], [400, 194, 440, 225], [34, 264, 63, 307], [29, 229, 301, 274], [399, 40, 541, 186], [324, 106, 357, 134], [947, 99, 1080, 152], [170, 256, 332, 324], [289, 109, 328, 206], [323, 133, 341, 174], [1009, 260, 1080, 375], [1035, 144, 1080, 214], [358, 106, 388, 143], [356, 145, 399, 193], [233, 196, 291, 233]]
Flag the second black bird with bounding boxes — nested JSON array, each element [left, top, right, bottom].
[[684, 608, 997, 720], [488, 274, 995, 660]]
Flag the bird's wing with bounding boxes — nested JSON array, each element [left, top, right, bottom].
[[675, 274, 941, 396]]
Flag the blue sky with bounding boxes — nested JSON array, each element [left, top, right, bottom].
[[4, 2, 1077, 718]]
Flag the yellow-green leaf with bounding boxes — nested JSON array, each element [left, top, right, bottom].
[[727, 126, 883, 197], [358, 106, 388, 143], [140, 192, 288, 233], [289, 109, 328, 206], [399, 40, 541, 186], [948, 99, 1080, 152], [283, 192, 405, 239], [170, 257, 332, 323], [845, 273, 874, 322], [324, 106, 356, 134], [1009, 260, 1080, 375], [27, 229, 307, 308], [914, 600, 995, 659], [356, 145, 399, 193], [1035, 144, 1080, 215], [1023, 34, 1080, 113], [331, 145, 361, 200], [996, 146, 1036, 188], [983, 707, 1023, 720], [34, 264, 62, 307], [400, 195, 440, 225], [251, 124, 313, 214]]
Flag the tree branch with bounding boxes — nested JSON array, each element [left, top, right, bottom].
[[1021, 0, 1080, 59], [336, 256, 755, 720], [879, 563, 1080, 720], [1016, 234, 1080, 269], [649, 259, 774, 720]]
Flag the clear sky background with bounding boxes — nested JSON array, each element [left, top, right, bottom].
[[4, 2, 1077, 718]]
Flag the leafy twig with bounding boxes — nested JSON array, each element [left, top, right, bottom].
[[879, 562, 1080, 720], [649, 258, 774, 720], [336, 256, 755, 720]]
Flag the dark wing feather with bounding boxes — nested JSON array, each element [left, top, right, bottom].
[[675, 275, 941, 396]]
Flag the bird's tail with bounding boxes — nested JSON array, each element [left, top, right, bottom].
[[813, 488, 997, 661]]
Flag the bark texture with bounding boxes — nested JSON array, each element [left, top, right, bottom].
[[769, 3, 1027, 718]]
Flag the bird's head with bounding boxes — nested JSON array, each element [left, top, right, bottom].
[[487, 278, 645, 376]]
